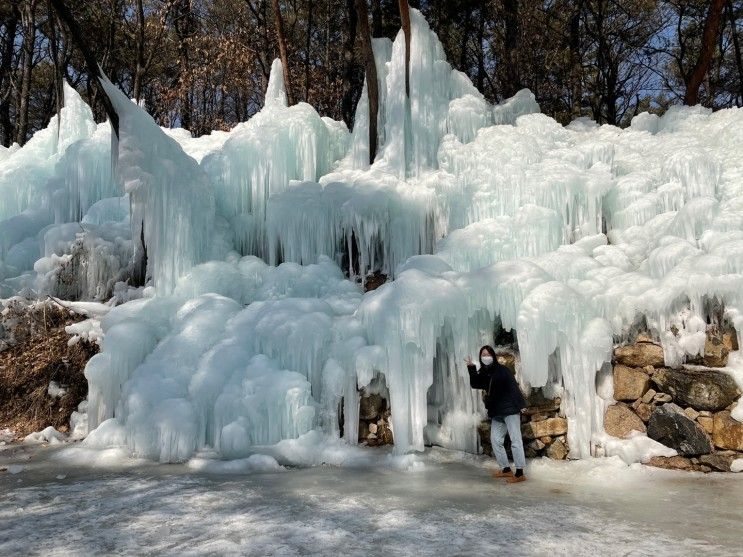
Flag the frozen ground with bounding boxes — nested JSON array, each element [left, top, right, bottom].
[[1, 445, 741, 556]]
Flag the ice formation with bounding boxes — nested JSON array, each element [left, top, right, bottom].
[[1, 8, 742, 464]]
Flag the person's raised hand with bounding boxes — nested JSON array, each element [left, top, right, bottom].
[[464, 355, 473, 366]]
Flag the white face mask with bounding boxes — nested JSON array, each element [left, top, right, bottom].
[[481, 355, 494, 366]]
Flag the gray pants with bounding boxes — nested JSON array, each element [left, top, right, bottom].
[[490, 414, 526, 469]]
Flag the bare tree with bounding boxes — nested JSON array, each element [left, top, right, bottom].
[[685, 0, 726, 105], [49, 0, 119, 136], [355, 0, 379, 164], [0, 1, 20, 145], [398, 0, 410, 96], [271, 0, 294, 105], [16, 0, 38, 145]]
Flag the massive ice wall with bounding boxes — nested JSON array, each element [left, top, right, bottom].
[[2, 9, 743, 465]]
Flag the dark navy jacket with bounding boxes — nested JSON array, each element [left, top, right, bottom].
[[468, 361, 526, 417]]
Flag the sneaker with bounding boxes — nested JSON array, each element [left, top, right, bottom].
[[506, 474, 527, 484], [492, 469, 514, 478]]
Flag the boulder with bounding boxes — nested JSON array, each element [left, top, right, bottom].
[[712, 411, 743, 451], [613, 342, 665, 368], [641, 389, 657, 404], [697, 416, 714, 434], [632, 401, 653, 422], [358, 421, 369, 441], [700, 451, 740, 472], [546, 439, 568, 460], [645, 456, 693, 470], [647, 403, 713, 456], [521, 417, 568, 439], [653, 392, 672, 403], [379, 426, 394, 445], [604, 404, 646, 439], [528, 439, 545, 451], [359, 394, 384, 420], [684, 407, 700, 421], [723, 330, 739, 352], [613, 365, 650, 401], [651, 368, 740, 412], [701, 335, 729, 368]]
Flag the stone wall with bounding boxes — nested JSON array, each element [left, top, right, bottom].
[[605, 330, 743, 472], [358, 392, 393, 446]]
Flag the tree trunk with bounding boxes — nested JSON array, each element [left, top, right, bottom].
[[340, 0, 357, 126], [459, 7, 471, 71], [16, 0, 37, 146], [370, 0, 382, 37], [174, 0, 193, 129], [0, 2, 20, 146], [476, 1, 485, 91], [503, 0, 519, 97], [355, 0, 379, 164], [726, 0, 743, 104], [304, 0, 313, 102], [398, 0, 410, 97], [133, 0, 146, 102], [49, 0, 119, 136], [684, 0, 725, 106], [46, 0, 63, 121], [271, 0, 294, 105], [569, 0, 583, 118]]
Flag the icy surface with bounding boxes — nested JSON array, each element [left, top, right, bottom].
[[1, 446, 742, 555]]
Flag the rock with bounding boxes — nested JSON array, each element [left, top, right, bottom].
[[524, 446, 539, 458], [478, 420, 492, 456], [540, 436, 553, 445], [697, 416, 714, 434], [528, 439, 545, 451], [358, 421, 369, 441], [700, 451, 739, 472], [705, 339, 729, 367], [712, 411, 743, 451], [647, 403, 713, 456], [529, 413, 550, 422], [635, 332, 654, 343], [379, 427, 394, 445], [613, 342, 665, 368], [653, 392, 672, 403], [496, 353, 517, 374], [642, 389, 657, 404], [521, 417, 568, 439], [368, 422, 378, 434], [723, 330, 739, 352], [684, 407, 700, 421], [698, 410, 712, 417], [633, 402, 653, 422], [359, 394, 384, 420], [546, 439, 568, 460], [646, 456, 693, 470], [613, 365, 650, 401], [651, 368, 740, 411], [604, 404, 646, 439], [698, 334, 729, 368], [367, 432, 377, 440]]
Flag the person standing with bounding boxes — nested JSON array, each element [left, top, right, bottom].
[[466, 345, 527, 483]]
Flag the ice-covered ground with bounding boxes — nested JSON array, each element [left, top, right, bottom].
[[1, 445, 740, 556]]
